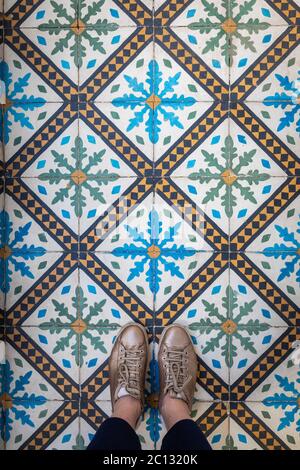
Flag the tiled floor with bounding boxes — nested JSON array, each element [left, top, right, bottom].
[[0, 0, 299, 450]]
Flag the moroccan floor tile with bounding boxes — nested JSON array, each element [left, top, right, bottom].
[[229, 26, 291, 86], [242, 350, 300, 449], [18, 28, 79, 86], [79, 0, 152, 28], [157, 26, 230, 86], [243, 101, 300, 167], [243, 191, 299, 311], [4, 0, 78, 28], [78, 181, 154, 251], [46, 416, 80, 450], [246, 37, 299, 102], [79, 28, 154, 93], [230, 362, 300, 451], [1, 0, 299, 453], [4, 329, 80, 397], [87, 252, 155, 317], [81, 102, 155, 164], [229, 177, 289, 235], [3, 249, 72, 312], [227, 415, 264, 449], [157, 177, 230, 240]]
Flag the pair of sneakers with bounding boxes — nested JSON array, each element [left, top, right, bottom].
[[109, 323, 197, 412]]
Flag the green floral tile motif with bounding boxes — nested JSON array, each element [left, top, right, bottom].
[[187, 0, 270, 66], [188, 285, 269, 367], [188, 136, 269, 217], [37, 0, 118, 67], [38, 136, 119, 218], [39, 286, 120, 367]]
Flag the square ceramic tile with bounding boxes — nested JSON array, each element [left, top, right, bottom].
[[244, 190, 300, 309], [79, 180, 154, 251], [226, 416, 264, 449], [154, 28, 229, 93], [78, 0, 150, 27], [1, 0, 299, 452], [4, 178, 78, 251], [229, 26, 290, 86], [79, 28, 153, 92], [46, 416, 80, 450], [79, 102, 155, 164], [245, 40, 300, 102], [3, 398, 80, 450], [14, 28, 79, 87], [86, 252, 155, 316], [229, 177, 289, 235], [4, 0, 77, 28], [231, 348, 300, 451], [160, 177, 230, 239], [78, 252, 154, 328], [5, 328, 80, 398], [243, 101, 300, 165]]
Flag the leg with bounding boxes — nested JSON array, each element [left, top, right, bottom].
[[87, 323, 149, 450], [158, 325, 212, 451], [87, 416, 141, 451]]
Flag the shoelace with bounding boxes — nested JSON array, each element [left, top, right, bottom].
[[164, 348, 189, 394], [118, 346, 144, 398]]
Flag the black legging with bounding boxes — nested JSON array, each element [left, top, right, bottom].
[[87, 417, 212, 451]]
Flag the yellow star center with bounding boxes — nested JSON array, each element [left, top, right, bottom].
[[221, 319, 237, 335], [221, 169, 237, 186], [146, 94, 161, 109], [146, 393, 159, 409], [71, 169, 88, 185], [147, 245, 161, 259], [0, 245, 12, 259], [2, 97, 12, 110], [0, 393, 13, 409], [221, 18, 237, 34], [297, 396, 300, 408], [71, 318, 87, 334], [71, 19, 86, 35]]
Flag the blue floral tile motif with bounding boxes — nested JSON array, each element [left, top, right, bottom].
[[262, 220, 300, 284], [0, 61, 46, 145], [112, 60, 196, 144], [112, 209, 196, 295], [1, 360, 46, 443], [263, 370, 300, 433], [263, 72, 300, 134], [0, 210, 46, 294], [247, 198, 300, 304]]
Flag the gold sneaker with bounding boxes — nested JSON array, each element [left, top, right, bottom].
[[158, 325, 197, 411], [109, 323, 148, 411]]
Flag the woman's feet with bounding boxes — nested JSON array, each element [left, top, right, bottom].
[[109, 323, 197, 431]]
